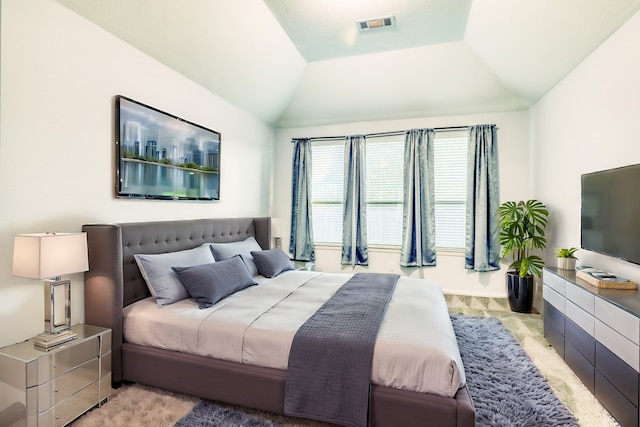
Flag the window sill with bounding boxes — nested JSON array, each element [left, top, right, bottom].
[[313, 243, 464, 256]]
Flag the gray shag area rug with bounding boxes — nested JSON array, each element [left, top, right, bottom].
[[174, 402, 281, 427], [451, 314, 578, 427], [173, 314, 578, 427]]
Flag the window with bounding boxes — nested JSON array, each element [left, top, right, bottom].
[[310, 130, 468, 250], [433, 131, 468, 249], [311, 141, 344, 244], [366, 137, 404, 246]]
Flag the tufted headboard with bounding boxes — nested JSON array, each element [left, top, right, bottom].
[[82, 217, 270, 384]]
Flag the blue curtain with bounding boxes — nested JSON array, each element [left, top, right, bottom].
[[465, 125, 500, 271], [289, 139, 315, 261], [400, 129, 436, 267], [341, 135, 368, 266]]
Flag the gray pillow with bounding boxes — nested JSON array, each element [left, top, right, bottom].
[[172, 255, 257, 309], [207, 237, 262, 276], [251, 248, 295, 278], [134, 246, 216, 306]]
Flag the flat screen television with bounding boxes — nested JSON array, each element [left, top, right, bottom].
[[581, 164, 640, 265], [115, 95, 221, 200]]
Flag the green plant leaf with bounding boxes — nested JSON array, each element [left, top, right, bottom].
[[498, 199, 549, 277]]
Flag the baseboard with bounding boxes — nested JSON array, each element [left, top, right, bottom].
[[443, 290, 508, 299]]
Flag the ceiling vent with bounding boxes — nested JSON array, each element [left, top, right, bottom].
[[357, 16, 395, 31]]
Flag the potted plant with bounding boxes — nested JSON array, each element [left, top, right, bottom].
[[498, 199, 549, 313], [556, 247, 578, 270]]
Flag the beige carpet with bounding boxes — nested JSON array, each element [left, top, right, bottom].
[[72, 296, 619, 427]]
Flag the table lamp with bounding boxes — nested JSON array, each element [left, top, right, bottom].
[[12, 232, 89, 347]]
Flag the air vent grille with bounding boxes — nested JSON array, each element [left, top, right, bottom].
[[357, 16, 394, 31]]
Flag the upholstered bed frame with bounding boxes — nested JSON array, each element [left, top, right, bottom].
[[82, 217, 475, 427]]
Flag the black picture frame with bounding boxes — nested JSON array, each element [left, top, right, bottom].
[[115, 95, 221, 200]]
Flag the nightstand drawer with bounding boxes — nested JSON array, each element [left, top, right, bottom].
[[38, 381, 100, 427], [38, 337, 100, 383], [101, 331, 112, 355], [38, 358, 99, 412]]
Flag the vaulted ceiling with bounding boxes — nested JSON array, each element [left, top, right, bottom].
[[56, 0, 640, 128]]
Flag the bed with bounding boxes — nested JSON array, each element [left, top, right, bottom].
[[82, 217, 475, 427]]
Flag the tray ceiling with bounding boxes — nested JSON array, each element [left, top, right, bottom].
[[55, 0, 640, 127]]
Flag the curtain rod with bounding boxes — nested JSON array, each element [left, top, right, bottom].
[[292, 125, 476, 143]]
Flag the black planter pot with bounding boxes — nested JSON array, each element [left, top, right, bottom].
[[506, 272, 534, 313]]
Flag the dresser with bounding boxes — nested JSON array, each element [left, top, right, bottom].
[[543, 267, 640, 427], [0, 324, 111, 427]]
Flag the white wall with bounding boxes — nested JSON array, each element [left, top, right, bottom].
[[531, 10, 640, 287], [273, 111, 530, 297], [0, 0, 274, 347]]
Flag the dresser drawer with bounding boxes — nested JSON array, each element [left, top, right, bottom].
[[596, 341, 639, 406], [544, 301, 565, 358], [595, 298, 640, 345], [543, 271, 566, 296], [37, 338, 100, 384], [543, 285, 565, 314], [595, 371, 638, 427], [595, 319, 640, 371], [565, 341, 594, 393], [38, 381, 100, 427], [38, 358, 99, 412], [566, 318, 595, 364], [566, 284, 594, 315], [566, 300, 594, 337]]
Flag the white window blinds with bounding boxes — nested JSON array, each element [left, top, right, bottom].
[[311, 142, 344, 244], [309, 129, 468, 250], [433, 131, 468, 249], [366, 137, 404, 246]]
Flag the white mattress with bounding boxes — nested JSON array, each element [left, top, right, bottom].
[[123, 271, 466, 398]]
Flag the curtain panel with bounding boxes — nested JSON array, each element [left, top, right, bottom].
[[400, 129, 436, 267], [465, 125, 500, 271], [341, 135, 368, 266], [289, 139, 315, 261]]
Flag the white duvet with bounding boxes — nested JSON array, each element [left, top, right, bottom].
[[123, 271, 466, 398]]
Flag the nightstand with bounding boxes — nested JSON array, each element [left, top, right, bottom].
[[292, 260, 315, 271], [0, 324, 111, 427]]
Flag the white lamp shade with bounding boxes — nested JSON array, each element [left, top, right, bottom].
[[12, 232, 89, 279]]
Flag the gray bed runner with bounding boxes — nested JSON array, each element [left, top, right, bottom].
[[284, 273, 399, 427]]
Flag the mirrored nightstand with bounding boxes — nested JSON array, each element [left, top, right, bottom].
[[0, 324, 111, 426]]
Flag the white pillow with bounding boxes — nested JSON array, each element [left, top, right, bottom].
[[207, 236, 262, 276], [134, 246, 215, 306]]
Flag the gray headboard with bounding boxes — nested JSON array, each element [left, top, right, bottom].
[[82, 217, 271, 384]]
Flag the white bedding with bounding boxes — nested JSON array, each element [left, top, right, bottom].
[[123, 271, 466, 398]]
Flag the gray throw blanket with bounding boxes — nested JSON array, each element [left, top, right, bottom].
[[284, 273, 399, 427]]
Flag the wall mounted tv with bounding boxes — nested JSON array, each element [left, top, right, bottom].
[[581, 163, 640, 265], [116, 95, 220, 200]]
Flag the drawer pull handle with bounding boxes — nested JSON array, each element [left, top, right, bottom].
[[54, 388, 58, 393]]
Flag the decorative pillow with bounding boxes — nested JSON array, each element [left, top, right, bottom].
[[207, 237, 262, 276], [134, 246, 215, 307], [251, 248, 295, 278], [172, 255, 257, 309]]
